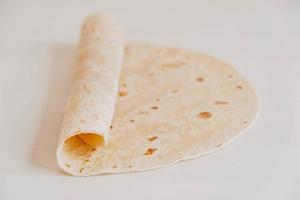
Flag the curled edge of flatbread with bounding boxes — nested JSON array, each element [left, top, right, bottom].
[[56, 14, 124, 175]]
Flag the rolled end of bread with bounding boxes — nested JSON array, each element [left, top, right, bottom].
[[56, 14, 124, 176]]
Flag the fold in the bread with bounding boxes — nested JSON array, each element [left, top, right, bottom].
[[56, 14, 124, 176]]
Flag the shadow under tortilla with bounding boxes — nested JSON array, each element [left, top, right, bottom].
[[30, 44, 76, 175]]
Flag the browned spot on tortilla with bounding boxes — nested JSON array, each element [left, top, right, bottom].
[[84, 159, 90, 163], [122, 83, 127, 87], [214, 101, 228, 105], [150, 106, 158, 110], [217, 143, 223, 147], [110, 125, 113, 130], [128, 165, 132, 168], [196, 77, 204, 82], [91, 148, 96, 151], [130, 119, 135, 123], [243, 121, 248, 124], [156, 98, 160, 101], [161, 61, 184, 68], [138, 110, 149, 115], [172, 89, 178, 93], [65, 163, 71, 168], [83, 84, 91, 93], [79, 168, 84, 173], [119, 91, 127, 97], [227, 74, 233, 78], [148, 136, 158, 142], [80, 119, 86, 123], [144, 148, 157, 155], [197, 112, 212, 119], [112, 165, 118, 168], [236, 85, 243, 90]]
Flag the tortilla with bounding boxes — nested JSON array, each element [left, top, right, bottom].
[[57, 15, 258, 176]]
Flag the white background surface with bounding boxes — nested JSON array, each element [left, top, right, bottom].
[[1, 0, 299, 199]]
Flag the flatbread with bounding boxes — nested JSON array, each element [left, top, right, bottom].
[[56, 15, 258, 176]]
